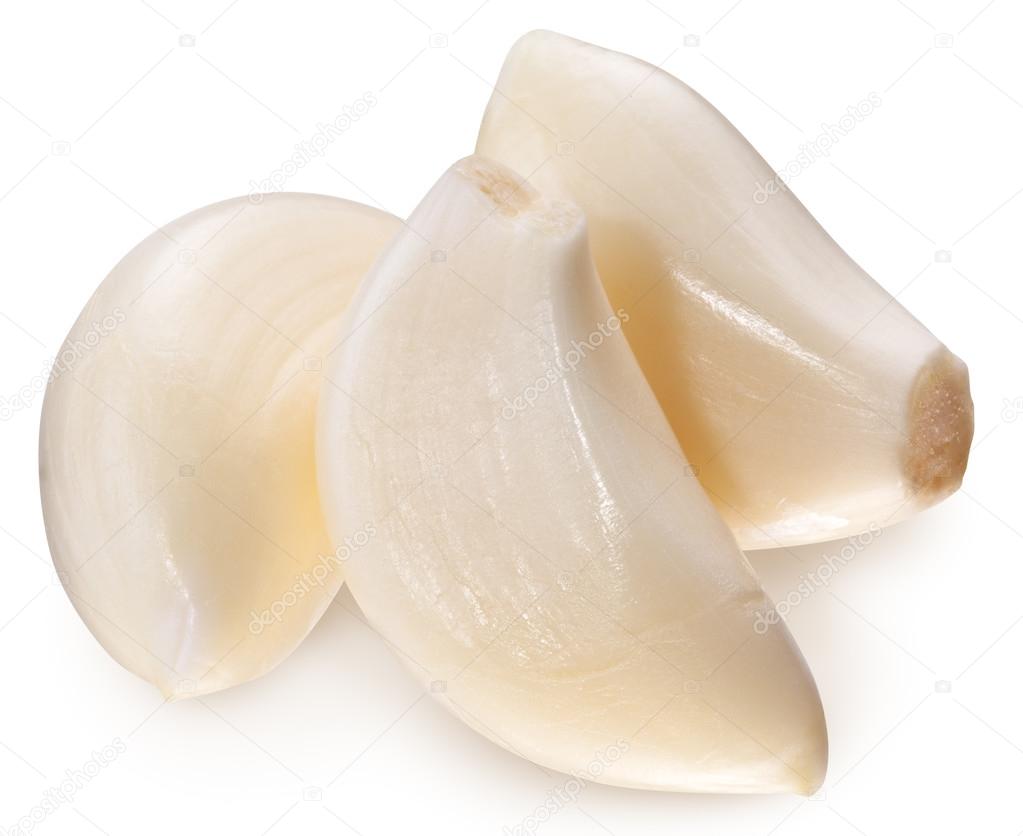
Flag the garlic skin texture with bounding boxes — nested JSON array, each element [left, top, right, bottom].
[[477, 31, 974, 549], [40, 194, 400, 698], [318, 157, 827, 793]]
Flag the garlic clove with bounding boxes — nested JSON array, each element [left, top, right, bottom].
[[318, 156, 828, 793], [40, 193, 400, 698], [476, 30, 973, 549]]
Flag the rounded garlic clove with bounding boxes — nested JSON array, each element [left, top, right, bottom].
[[477, 31, 974, 549], [40, 193, 400, 698], [318, 157, 827, 794]]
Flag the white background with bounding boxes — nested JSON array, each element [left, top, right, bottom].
[[2, 1, 1022, 834]]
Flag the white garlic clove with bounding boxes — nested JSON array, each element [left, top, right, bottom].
[[476, 31, 973, 549], [318, 156, 828, 793], [40, 193, 400, 698]]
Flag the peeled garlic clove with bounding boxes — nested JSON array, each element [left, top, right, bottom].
[[40, 194, 400, 698], [476, 31, 973, 549], [318, 156, 827, 793]]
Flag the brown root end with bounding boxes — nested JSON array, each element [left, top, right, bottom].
[[454, 156, 538, 217], [904, 348, 974, 501], [454, 156, 583, 236]]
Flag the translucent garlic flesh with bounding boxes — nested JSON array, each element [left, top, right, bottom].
[[476, 31, 974, 549], [317, 156, 828, 793], [40, 194, 400, 698]]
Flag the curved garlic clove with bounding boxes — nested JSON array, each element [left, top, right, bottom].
[[40, 193, 400, 698], [318, 157, 827, 793], [476, 31, 973, 549]]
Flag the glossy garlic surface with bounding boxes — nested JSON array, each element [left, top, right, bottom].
[[477, 31, 974, 548], [40, 193, 400, 698], [318, 157, 828, 793]]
